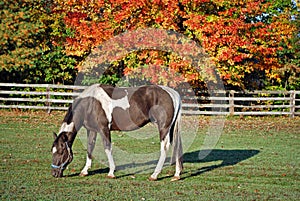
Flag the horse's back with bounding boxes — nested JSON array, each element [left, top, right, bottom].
[[76, 84, 179, 131]]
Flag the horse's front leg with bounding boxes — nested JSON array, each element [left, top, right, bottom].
[[80, 130, 97, 176]]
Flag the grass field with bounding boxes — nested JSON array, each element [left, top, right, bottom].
[[1, 110, 299, 200]]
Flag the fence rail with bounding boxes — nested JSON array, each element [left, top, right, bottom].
[[0, 83, 299, 117]]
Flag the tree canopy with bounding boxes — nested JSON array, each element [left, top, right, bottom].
[[0, 0, 76, 84], [0, 0, 299, 89]]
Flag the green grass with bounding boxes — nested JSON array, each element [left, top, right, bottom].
[[1, 111, 299, 200]]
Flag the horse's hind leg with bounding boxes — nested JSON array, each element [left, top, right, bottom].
[[149, 128, 171, 181], [80, 130, 97, 176]]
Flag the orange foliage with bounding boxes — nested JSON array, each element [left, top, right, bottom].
[[52, 0, 297, 88]]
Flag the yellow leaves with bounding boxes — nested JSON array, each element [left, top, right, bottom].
[[227, 59, 234, 66], [206, 15, 219, 23], [265, 69, 282, 83]]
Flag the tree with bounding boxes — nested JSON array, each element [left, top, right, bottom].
[[0, 0, 76, 84], [3, 0, 296, 88], [182, 0, 298, 89], [54, 0, 298, 89], [268, 0, 300, 90]]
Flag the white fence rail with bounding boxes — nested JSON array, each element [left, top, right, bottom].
[[0, 83, 299, 117]]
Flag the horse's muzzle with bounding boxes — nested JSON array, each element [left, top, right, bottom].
[[52, 169, 63, 178]]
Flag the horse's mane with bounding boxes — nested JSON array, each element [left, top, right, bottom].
[[63, 104, 73, 124]]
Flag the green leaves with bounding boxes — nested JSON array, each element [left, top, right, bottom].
[[0, 1, 42, 70], [0, 0, 77, 84]]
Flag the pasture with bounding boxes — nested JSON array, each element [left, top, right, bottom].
[[1, 110, 299, 200]]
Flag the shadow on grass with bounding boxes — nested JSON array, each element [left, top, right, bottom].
[[66, 149, 259, 179], [181, 149, 260, 179], [66, 167, 111, 178]]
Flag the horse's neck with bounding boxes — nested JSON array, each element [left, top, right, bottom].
[[59, 115, 82, 146], [66, 131, 77, 147], [59, 122, 74, 134]]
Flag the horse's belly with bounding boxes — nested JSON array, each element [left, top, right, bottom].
[[110, 108, 149, 131]]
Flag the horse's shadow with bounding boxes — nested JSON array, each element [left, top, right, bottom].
[[181, 149, 259, 179], [67, 149, 259, 179]]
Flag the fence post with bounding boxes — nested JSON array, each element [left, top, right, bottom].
[[290, 90, 295, 118], [46, 85, 51, 114], [229, 90, 234, 115]]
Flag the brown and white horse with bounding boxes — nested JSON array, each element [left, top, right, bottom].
[[51, 84, 183, 181]]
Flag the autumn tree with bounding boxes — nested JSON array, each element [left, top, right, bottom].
[[180, 0, 298, 89], [269, 0, 300, 90], [52, 0, 298, 89], [1, 0, 297, 89], [0, 0, 76, 84]]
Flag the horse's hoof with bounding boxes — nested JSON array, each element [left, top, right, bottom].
[[171, 176, 180, 181], [107, 175, 116, 179], [79, 172, 88, 177], [148, 176, 157, 181]]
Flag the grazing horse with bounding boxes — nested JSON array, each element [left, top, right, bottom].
[[51, 84, 183, 181]]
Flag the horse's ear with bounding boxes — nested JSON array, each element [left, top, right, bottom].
[[53, 132, 58, 140]]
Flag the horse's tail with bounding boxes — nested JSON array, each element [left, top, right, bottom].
[[170, 101, 183, 170]]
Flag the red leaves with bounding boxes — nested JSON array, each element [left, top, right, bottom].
[[50, 0, 297, 88], [233, 55, 243, 63], [182, 0, 296, 87], [66, 12, 87, 21]]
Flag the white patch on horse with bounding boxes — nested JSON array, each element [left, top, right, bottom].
[[78, 84, 130, 128], [52, 147, 57, 154], [105, 148, 116, 178], [150, 133, 170, 180], [80, 154, 92, 176], [159, 86, 181, 125], [112, 89, 129, 110], [59, 122, 74, 133]]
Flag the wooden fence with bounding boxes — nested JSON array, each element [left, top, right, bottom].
[[0, 83, 299, 117]]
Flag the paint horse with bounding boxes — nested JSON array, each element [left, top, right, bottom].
[[51, 84, 183, 181]]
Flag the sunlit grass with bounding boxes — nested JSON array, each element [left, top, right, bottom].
[[1, 110, 299, 200]]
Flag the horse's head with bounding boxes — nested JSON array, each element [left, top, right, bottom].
[[51, 132, 73, 177]]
